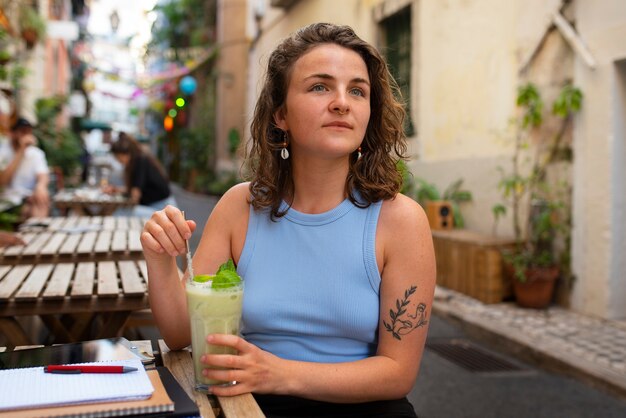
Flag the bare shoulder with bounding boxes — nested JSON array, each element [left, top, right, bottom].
[[379, 193, 429, 233], [211, 182, 251, 217]]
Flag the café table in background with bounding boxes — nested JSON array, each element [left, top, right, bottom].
[[0, 340, 265, 418], [0, 216, 150, 347], [0, 258, 150, 347], [53, 188, 135, 216], [0, 215, 146, 265]]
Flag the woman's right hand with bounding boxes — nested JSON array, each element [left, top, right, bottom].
[[140, 205, 196, 260]]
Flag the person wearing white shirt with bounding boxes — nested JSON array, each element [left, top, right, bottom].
[[0, 117, 50, 218]]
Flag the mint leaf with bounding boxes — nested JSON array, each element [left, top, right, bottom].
[[211, 259, 242, 289], [192, 274, 215, 283], [216, 259, 236, 275]]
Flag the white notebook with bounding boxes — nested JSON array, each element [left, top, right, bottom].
[[0, 359, 154, 412]]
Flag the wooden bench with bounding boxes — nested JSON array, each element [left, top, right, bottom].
[[432, 230, 516, 303]]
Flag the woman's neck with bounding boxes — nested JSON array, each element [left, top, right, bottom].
[[289, 157, 349, 214]]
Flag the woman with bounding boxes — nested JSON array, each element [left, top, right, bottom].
[[141, 23, 435, 417], [109, 132, 176, 218]]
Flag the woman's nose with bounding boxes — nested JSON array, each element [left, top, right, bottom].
[[330, 92, 350, 115]]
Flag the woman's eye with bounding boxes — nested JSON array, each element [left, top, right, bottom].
[[350, 88, 365, 97], [310, 84, 327, 92]]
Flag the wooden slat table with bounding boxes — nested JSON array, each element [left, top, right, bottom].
[[157, 340, 265, 418], [1, 216, 146, 265], [0, 260, 150, 348], [19, 215, 147, 233], [53, 188, 135, 216]]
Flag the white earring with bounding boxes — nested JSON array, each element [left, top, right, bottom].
[[281, 131, 289, 160]]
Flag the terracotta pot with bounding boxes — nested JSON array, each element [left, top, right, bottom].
[[511, 266, 559, 309], [21, 29, 38, 49]]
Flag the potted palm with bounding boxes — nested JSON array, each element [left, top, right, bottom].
[[493, 82, 582, 308]]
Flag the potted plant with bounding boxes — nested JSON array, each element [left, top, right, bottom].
[[492, 82, 582, 308], [19, 4, 46, 49], [0, 50, 11, 66], [414, 177, 473, 229], [34, 95, 83, 185]]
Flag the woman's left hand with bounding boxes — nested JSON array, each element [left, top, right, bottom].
[[201, 334, 283, 396]]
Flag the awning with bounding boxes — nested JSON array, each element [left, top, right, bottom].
[[80, 119, 112, 131]]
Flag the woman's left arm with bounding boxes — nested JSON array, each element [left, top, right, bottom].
[[205, 195, 436, 402]]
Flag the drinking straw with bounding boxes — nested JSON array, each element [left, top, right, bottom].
[[182, 211, 194, 282]]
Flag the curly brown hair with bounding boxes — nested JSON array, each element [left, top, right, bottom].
[[246, 22, 408, 218]]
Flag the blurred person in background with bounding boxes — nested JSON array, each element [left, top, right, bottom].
[[0, 117, 50, 218], [107, 132, 176, 217]]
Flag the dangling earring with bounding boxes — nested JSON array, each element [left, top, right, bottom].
[[281, 131, 289, 160], [357, 146, 362, 160]]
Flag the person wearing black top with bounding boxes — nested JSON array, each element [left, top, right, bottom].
[[109, 132, 177, 217]]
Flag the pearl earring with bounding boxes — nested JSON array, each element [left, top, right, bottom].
[[357, 146, 362, 160]]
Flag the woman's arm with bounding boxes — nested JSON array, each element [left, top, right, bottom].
[[140, 183, 250, 350], [206, 194, 436, 402]]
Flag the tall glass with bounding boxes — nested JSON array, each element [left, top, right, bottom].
[[186, 279, 244, 393]]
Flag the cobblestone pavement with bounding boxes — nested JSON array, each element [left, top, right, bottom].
[[433, 286, 626, 398]]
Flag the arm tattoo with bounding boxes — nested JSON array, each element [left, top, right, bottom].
[[383, 285, 429, 341]]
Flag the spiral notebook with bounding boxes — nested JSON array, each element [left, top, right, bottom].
[[0, 359, 174, 417]]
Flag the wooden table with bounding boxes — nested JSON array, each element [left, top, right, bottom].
[[157, 340, 265, 418], [0, 259, 149, 347], [0, 216, 146, 265], [53, 188, 135, 216], [0, 340, 265, 418]]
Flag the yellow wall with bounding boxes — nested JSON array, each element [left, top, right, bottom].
[[249, 0, 626, 319]]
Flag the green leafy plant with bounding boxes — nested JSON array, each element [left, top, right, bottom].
[[0, 50, 11, 64], [414, 178, 473, 228], [34, 95, 83, 179], [493, 82, 582, 283], [19, 4, 46, 47], [178, 128, 213, 191], [396, 160, 414, 196]]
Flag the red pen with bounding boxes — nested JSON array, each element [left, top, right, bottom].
[[44, 365, 138, 374]]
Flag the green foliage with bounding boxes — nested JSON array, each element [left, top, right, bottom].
[[396, 160, 414, 195], [0, 210, 19, 231], [206, 171, 240, 196], [494, 82, 582, 282], [19, 4, 47, 39], [34, 96, 82, 178], [149, 0, 216, 61], [414, 177, 473, 228], [227, 128, 240, 156], [178, 128, 212, 187]]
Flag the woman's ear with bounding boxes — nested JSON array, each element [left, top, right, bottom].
[[273, 108, 287, 131]]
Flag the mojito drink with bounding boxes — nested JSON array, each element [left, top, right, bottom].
[[186, 276, 243, 392]]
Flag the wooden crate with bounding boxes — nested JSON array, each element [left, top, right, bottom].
[[432, 230, 515, 303]]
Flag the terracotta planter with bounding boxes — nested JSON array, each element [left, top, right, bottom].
[[21, 29, 38, 49], [511, 266, 559, 309]]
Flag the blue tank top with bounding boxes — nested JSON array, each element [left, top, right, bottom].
[[237, 197, 383, 363]]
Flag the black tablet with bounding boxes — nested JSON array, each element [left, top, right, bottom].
[[0, 337, 154, 369]]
